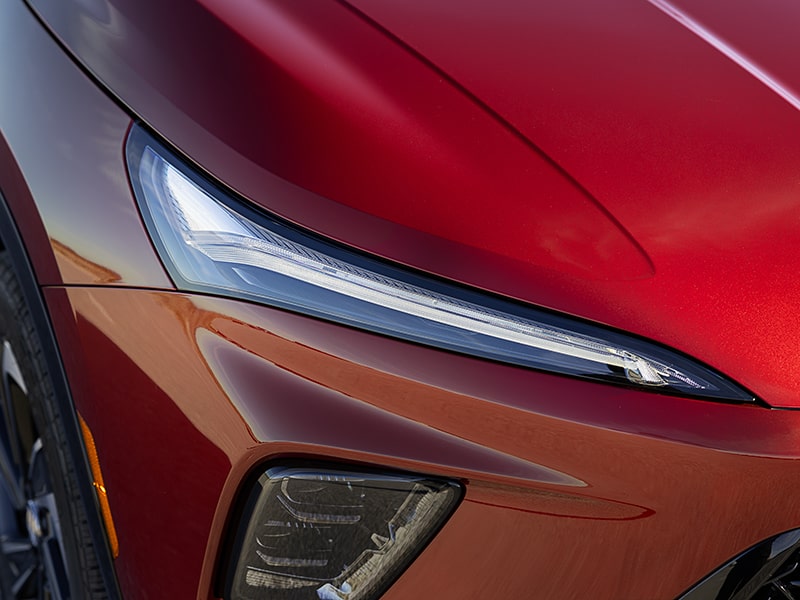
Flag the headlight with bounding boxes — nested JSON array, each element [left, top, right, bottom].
[[224, 466, 462, 600], [126, 124, 755, 402]]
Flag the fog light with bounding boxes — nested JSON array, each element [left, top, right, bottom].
[[225, 466, 462, 600]]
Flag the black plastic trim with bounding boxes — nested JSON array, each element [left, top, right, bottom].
[[0, 190, 122, 600], [678, 528, 800, 600]]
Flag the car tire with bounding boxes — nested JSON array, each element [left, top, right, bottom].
[[0, 252, 107, 599]]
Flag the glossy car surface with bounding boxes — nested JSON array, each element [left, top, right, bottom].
[[3, 0, 800, 598]]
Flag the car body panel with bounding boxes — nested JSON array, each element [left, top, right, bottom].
[[24, 0, 656, 288], [4, 0, 800, 599], [43, 285, 800, 599], [343, 0, 800, 409], [24, 0, 800, 409], [0, 0, 171, 289]]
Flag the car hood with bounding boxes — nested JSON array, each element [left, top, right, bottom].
[[27, 0, 800, 407]]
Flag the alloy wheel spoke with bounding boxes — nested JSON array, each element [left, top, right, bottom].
[[0, 341, 29, 510], [1, 534, 36, 598], [1, 535, 32, 556], [12, 563, 35, 598], [39, 536, 66, 600], [0, 339, 70, 600]]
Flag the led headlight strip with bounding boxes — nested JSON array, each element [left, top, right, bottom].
[[126, 125, 754, 402]]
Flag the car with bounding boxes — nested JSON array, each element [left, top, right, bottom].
[[2, 0, 800, 598]]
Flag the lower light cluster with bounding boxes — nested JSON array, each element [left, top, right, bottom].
[[224, 466, 462, 600]]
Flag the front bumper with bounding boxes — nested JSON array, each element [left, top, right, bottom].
[[43, 285, 800, 599]]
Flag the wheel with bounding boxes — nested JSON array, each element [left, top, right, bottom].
[[0, 253, 107, 599]]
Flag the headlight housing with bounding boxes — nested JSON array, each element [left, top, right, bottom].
[[126, 124, 755, 402]]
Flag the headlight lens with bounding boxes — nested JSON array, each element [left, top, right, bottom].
[[126, 125, 754, 402], [225, 466, 461, 600]]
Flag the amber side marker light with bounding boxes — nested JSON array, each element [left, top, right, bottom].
[[78, 415, 119, 559]]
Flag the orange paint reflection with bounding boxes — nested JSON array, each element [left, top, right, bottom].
[[52, 238, 121, 283]]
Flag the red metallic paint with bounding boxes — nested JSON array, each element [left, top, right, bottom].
[[42, 286, 800, 599], [25, 0, 656, 288], [343, 0, 800, 410], [3, 0, 800, 598], [0, 0, 171, 289], [25, 0, 800, 408], [39, 288, 800, 599]]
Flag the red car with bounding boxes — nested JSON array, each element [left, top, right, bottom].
[[2, 0, 800, 598]]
